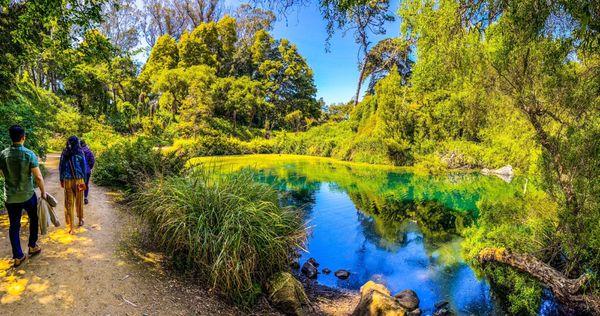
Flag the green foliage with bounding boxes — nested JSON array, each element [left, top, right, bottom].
[[138, 17, 318, 133], [128, 170, 304, 305], [93, 138, 184, 190], [463, 191, 558, 314], [0, 80, 74, 157]]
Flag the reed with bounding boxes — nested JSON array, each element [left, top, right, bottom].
[[129, 169, 305, 305]]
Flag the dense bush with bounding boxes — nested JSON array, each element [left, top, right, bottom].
[[128, 170, 305, 305], [93, 138, 185, 190], [0, 81, 71, 158], [463, 191, 558, 314]]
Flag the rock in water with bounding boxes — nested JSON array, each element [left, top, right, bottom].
[[351, 281, 407, 316], [334, 269, 350, 280], [433, 308, 454, 316], [394, 289, 420, 311], [322, 268, 331, 274], [266, 272, 310, 316], [434, 301, 449, 310], [481, 165, 514, 182], [301, 258, 319, 279]]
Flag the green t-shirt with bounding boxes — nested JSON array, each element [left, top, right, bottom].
[[0, 144, 39, 204]]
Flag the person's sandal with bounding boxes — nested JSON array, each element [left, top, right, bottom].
[[28, 245, 42, 257], [13, 255, 27, 267]]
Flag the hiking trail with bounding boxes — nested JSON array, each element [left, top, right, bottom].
[[0, 153, 245, 315]]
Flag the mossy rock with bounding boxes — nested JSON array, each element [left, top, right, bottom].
[[352, 281, 407, 316], [266, 272, 309, 316]]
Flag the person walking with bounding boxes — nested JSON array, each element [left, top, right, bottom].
[[0, 125, 46, 267], [59, 136, 87, 234], [80, 140, 95, 205]]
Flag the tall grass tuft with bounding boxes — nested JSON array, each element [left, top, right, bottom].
[[128, 170, 305, 305]]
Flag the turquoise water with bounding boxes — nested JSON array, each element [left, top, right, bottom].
[[202, 155, 557, 315]]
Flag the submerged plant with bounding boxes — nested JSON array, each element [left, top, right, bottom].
[[129, 170, 305, 305]]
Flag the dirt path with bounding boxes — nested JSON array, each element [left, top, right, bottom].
[[0, 153, 247, 315]]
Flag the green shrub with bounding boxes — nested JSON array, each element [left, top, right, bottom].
[[93, 137, 184, 190], [0, 81, 64, 158], [170, 136, 254, 159], [81, 122, 124, 155], [128, 170, 305, 305], [463, 191, 558, 314]]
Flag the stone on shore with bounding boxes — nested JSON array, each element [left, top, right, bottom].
[[351, 281, 407, 316], [394, 289, 420, 311], [266, 272, 310, 316], [301, 258, 319, 279], [334, 269, 350, 280]]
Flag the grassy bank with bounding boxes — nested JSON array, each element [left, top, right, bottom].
[[128, 171, 304, 305], [93, 138, 305, 306]]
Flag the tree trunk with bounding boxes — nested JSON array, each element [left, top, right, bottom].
[[354, 62, 368, 107], [233, 110, 237, 133], [478, 248, 600, 314]]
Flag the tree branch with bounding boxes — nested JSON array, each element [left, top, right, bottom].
[[478, 248, 600, 314]]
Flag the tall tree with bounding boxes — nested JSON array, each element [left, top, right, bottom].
[[354, 37, 413, 106], [100, 0, 141, 53], [0, 0, 105, 93]]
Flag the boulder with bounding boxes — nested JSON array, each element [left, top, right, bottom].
[[322, 268, 331, 274], [481, 165, 514, 182], [394, 289, 419, 311], [351, 281, 407, 316], [301, 258, 319, 279], [334, 269, 350, 280], [266, 272, 310, 316]]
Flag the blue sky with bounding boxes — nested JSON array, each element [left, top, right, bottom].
[[258, 1, 402, 104]]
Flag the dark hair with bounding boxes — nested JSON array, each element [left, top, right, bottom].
[[8, 125, 25, 143], [63, 136, 83, 159], [80, 139, 87, 147]]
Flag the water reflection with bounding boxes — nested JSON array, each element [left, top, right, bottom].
[[296, 183, 499, 315], [194, 155, 529, 314]]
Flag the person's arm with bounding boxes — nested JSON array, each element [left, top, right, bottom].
[[0, 152, 5, 177], [32, 167, 46, 199], [30, 152, 46, 198], [59, 152, 65, 188]]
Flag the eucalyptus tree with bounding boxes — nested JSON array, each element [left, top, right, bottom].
[[100, 0, 142, 53], [354, 37, 413, 106]]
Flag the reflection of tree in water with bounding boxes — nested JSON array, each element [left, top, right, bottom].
[[349, 191, 475, 243], [254, 170, 320, 217]]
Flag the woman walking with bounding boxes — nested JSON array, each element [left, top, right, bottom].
[[59, 136, 88, 234]]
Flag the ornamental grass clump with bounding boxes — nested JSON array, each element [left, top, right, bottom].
[[129, 170, 305, 305]]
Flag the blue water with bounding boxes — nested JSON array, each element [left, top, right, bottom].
[[297, 183, 498, 315], [215, 156, 559, 315]]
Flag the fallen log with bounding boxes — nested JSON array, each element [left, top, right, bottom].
[[478, 248, 600, 314]]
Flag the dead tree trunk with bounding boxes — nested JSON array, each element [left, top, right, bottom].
[[478, 248, 600, 314]]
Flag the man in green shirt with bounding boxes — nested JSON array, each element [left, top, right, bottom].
[[0, 125, 46, 267]]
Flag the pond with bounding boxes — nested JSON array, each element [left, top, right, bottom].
[[190, 154, 555, 315]]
